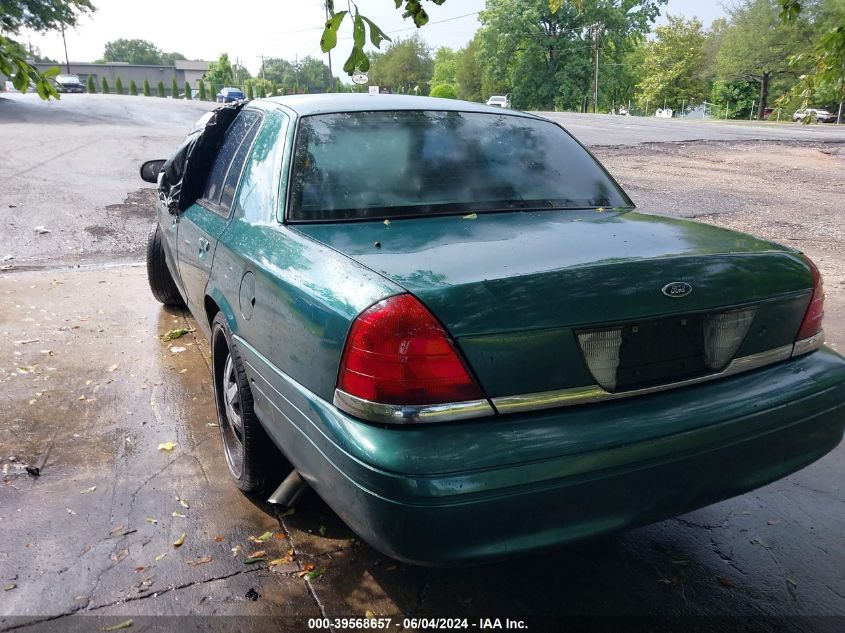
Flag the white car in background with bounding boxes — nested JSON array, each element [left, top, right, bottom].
[[793, 108, 837, 123], [486, 95, 510, 108]]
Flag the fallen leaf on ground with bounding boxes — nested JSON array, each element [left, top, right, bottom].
[[177, 497, 189, 509], [231, 544, 242, 557], [111, 549, 129, 563], [304, 566, 326, 580], [157, 442, 177, 452], [66, 508, 77, 515], [154, 553, 167, 562], [383, 219, 390, 226], [80, 486, 96, 494], [206, 422, 218, 427], [160, 328, 196, 342], [101, 619, 133, 631], [365, 610, 376, 619], [750, 538, 771, 549], [268, 554, 294, 566], [169, 346, 187, 354], [767, 519, 781, 525], [134, 566, 146, 573], [318, 526, 327, 537], [244, 550, 267, 564], [173, 533, 186, 547], [186, 555, 213, 566], [302, 562, 316, 572], [172, 511, 186, 519], [15, 339, 40, 345], [214, 535, 224, 542], [462, 212, 478, 220], [109, 524, 126, 535], [33, 226, 51, 234], [107, 364, 118, 372], [4, 584, 16, 591], [272, 532, 286, 540], [145, 517, 157, 524], [249, 531, 272, 543]]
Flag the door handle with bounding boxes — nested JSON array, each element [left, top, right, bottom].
[[198, 237, 210, 253]]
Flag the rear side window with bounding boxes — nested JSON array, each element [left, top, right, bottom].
[[287, 110, 630, 222], [201, 110, 261, 211]]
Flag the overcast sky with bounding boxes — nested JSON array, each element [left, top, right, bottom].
[[24, 0, 727, 75]]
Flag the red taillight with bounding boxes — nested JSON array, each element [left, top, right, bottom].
[[796, 255, 824, 341], [337, 294, 484, 406]]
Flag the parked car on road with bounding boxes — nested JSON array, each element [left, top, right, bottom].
[[54, 74, 85, 93], [485, 94, 510, 108], [793, 107, 837, 123], [140, 94, 845, 566], [216, 86, 245, 103]]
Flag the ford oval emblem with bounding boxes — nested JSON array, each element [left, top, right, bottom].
[[662, 282, 692, 298]]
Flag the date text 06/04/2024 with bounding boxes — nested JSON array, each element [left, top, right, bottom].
[[306, 618, 528, 630]]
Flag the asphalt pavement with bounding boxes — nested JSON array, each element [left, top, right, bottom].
[[1, 93, 844, 632]]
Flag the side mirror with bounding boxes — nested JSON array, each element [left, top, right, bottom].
[[140, 159, 166, 183]]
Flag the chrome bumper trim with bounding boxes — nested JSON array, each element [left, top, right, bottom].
[[493, 344, 797, 415], [333, 389, 495, 424], [792, 330, 824, 357]]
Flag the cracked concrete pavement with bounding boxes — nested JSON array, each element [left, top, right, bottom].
[[1, 93, 844, 631]]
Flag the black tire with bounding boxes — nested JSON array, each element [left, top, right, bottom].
[[146, 223, 184, 307], [211, 312, 287, 493]]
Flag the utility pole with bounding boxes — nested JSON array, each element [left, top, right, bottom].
[[60, 23, 71, 74], [294, 54, 301, 93], [589, 24, 603, 114], [325, 2, 334, 92]]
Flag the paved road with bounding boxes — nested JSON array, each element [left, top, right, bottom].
[[1, 94, 844, 631], [540, 111, 845, 145], [1, 265, 842, 632]]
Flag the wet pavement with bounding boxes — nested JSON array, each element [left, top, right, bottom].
[[1, 95, 844, 632]]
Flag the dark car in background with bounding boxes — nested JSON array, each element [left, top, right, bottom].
[[54, 74, 85, 93], [216, 87, 245, 103]]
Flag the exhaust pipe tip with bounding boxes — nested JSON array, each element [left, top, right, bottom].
[[267, 469, 308, 507]]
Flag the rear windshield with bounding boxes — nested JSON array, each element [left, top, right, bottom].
[[287, 110, 630, 222]]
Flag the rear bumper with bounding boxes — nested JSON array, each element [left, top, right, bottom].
[[242, 342, 845, 566]]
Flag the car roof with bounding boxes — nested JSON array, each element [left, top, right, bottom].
[[260, 93, 538, 119]]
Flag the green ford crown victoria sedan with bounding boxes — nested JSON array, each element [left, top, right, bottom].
[[141, 94, 845, 566]]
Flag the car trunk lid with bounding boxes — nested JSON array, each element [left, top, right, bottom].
[[295, 210, 812, 398]]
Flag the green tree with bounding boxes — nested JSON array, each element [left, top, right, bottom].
[[114, 76, 123, 94], [636, 16, 708, 113], [478, 0, 665, 111], [270, 79, 278, 96], [715, 0, 809, 119], [455, 35, 483, 101], [171, 76, 179, 98], [206, 53, 235, 89], [184, 81, 192, 100], [430, 83, 458, 99], [100, 76, 109, 93], [198, 79, 206, 101], [779, 0, 845, 122], [161, 51, 186, 65], [368, 33, 433, 94], [156, 79, 165, 97], [86, 74, 96, 93], [143, 78, 151, 96], [246, 79, 254, 100], [431, 46, 457, 85], [0, 0, 93, 99], [101, 38, 161, 65], [129, 79, 137, 95]]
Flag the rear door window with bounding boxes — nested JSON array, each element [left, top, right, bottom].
[[201, 110, 261, 214]]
